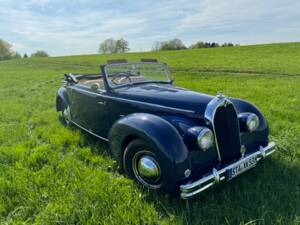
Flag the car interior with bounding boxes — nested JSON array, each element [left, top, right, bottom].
[[82, 78, 105, 90], [68, 59, 159, 91]]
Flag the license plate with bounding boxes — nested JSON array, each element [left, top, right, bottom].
[[227, 156, 257, 180]]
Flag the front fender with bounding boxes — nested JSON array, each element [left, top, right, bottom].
[[230, 98, 268, 131], [109, 113, 191, 193], [230, 98, 269, 146]]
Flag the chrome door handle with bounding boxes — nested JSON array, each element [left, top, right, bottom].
[[98, 101, 106, 106]]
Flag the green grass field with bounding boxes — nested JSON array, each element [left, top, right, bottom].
[[0, 42, 299, 225]]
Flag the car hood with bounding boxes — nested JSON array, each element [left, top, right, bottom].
[[113, 84, 215, 115]]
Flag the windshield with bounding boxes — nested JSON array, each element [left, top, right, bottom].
[[104, 62, 172, 88]]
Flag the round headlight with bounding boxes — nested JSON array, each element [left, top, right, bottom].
[[197, 128, 214, 151], [246, 114, 259, 132]]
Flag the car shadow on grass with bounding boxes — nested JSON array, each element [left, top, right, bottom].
[[66, 122, 110, 152], [143, 158, 300, 225], [66, 123, 299, 225]]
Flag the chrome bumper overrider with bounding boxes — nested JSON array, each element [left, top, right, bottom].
[[180, 142, 276, 199]]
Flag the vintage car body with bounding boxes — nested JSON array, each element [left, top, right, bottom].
[[56, 59, 276, 199]]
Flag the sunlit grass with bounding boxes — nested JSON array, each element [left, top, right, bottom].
[[0, 43, 299, 225]]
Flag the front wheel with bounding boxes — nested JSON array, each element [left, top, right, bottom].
[[123, 139, 163, 190], [60, 101, 71, 126]]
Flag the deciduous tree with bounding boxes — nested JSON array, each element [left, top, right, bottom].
[[99, 38, 117, 54], [116, 38, 130, 53], [153, 39, 186, 51], [31, 50, 49, 57], [99, 38, 130, 54], [0, 39, 14, 60]]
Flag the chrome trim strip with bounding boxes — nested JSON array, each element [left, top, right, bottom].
[[72, 86, 106, 95], [180, 142, 276, 199], [102, 95, 197, 115], [70, 120, 109, 142], [204, 95, 241, 161]]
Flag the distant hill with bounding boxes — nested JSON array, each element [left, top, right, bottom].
[[20, 42, 300, 76]]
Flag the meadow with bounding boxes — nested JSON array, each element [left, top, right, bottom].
[[0, 42, 299, 225]]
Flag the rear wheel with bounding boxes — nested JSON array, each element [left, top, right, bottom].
[[123, 139, 163, 190]]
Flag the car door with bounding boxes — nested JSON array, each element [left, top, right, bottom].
[[70, 84, 109, 139]]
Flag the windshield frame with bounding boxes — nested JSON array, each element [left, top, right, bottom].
[[103, 62, 173, 89]]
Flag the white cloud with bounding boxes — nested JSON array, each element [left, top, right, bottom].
[[0, 0, 299, 56], [177, 0, 300, 30], [0, 2, 147, 55]]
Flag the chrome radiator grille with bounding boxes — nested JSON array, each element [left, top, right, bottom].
[[213, 101, 241, 163]]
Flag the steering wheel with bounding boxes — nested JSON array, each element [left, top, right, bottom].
[[111, 72, 132, 85]]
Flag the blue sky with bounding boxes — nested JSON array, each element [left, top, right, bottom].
[[0, 0, 300, 56]]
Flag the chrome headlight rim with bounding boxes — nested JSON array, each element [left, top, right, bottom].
[[197, 128, 214, 151], [246, 113, 260, 132]]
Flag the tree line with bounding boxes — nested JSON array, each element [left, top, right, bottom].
[[152, 39, 238, 51], [0, 38, 49, 61], [98, 38, 237, 54], [1, 37, 238, 61]]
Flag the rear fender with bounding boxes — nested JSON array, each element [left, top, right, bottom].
[[56, 87, 70, 111]]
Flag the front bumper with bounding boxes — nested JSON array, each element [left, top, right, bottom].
[[180, 142, 276, 199]]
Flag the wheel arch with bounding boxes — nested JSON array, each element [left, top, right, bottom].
[[108, 113, 191, 193], [121, 135, 140, 153], [56, 87, 70, 111]]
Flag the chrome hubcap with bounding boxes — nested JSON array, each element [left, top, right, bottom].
[[132, 151, 162, 189], [138, 156, 160, 179]]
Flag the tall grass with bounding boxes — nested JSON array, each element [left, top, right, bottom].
[[0, 42, 299, 225]]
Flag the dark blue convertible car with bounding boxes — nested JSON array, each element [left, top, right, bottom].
[[56, 59, 276, 199]]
